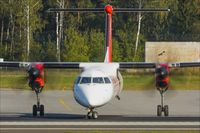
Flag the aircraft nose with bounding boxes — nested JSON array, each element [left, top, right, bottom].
[[84, 92, 99, 107], [74, 85, 113, 108]]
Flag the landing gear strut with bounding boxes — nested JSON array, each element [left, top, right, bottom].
[[86, 108, 98, 119], [32, 90, 44, 117], [157, 88, 169, 116]]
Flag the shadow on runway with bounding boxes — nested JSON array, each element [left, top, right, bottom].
[[0, 112, 200, 122]]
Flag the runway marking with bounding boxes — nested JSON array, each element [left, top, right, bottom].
[[62, 87, 67, 91], [1, 128, 200, 131], [1, 121, 200, 130], [1, 121, 200, 126], [58, 98, 72, 111]]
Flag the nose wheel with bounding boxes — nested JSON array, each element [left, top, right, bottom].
[[87, 108, 98, 119], [32, 92, 44, 117], [157, 89, 169, 116]]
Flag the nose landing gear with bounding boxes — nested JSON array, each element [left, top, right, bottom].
[[87, 108, 98, 119], [157, 88, 169, 116], [32, 90, 44, 117]]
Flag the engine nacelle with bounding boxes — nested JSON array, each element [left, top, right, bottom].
[[27, 64, 44, 91], [155, 64, 170, 92]]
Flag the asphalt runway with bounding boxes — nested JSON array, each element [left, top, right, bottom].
[[0, 89, 200, 131]]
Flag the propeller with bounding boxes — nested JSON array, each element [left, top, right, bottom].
[[139, 67, 178, 98]]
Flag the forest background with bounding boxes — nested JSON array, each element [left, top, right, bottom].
[[1, 0, 200, 62]]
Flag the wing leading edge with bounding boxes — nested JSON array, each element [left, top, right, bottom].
[[119, 62, 200, 69], [0, 62, 80, 69], [0, 61, 199, 69]]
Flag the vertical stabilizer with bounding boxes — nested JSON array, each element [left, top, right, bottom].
[[104, 5, 113, 63]]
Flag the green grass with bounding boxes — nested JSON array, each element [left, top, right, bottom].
[[123, 74, 200, 90], [61, 131, 199, 133], [0, 69, 199, 90]]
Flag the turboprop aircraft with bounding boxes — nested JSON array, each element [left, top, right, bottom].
[[0, 5, 200, 119]]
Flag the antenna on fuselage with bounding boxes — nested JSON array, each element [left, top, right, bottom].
[[47, 5, 170, 63]]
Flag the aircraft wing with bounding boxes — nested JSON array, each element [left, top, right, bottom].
[[1, 61, 200, 69], [0, 61, 81, 69], [119, 62, 200, 69]]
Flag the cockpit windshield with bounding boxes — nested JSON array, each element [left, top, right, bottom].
[[76, 77, 111, 84], [93, 77, 104, 84], [80, 77, 91, 84]]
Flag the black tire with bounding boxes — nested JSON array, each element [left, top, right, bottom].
[[157, 105, 162, 116], [40, 105, 44, 116], [92, 111, 98, 119], [87, 115, 91, 119], [33, 105, 37, 117], [86, 112, 92, 119], [164, 105, 169, 116]]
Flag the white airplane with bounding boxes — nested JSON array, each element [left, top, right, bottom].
[[0, 5, 199, 119]]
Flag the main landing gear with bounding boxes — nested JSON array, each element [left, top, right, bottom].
[[157, 88, 169, 116], [86, 108, 98, 119], [32, 90, 44, 117]]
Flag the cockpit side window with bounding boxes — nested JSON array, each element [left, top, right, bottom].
[[80, 77, 91, 84], [104, 77, 111, 83], [75, 77, 81, 84], [93, 77, 104, 84]]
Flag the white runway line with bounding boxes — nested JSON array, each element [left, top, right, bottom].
[[1, 121, 200, 126], [1, 128, 200, 131]]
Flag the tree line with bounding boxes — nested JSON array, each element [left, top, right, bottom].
[[0, 0, 200, 62]]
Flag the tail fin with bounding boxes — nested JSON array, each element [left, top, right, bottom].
[[104, 5, 112, 63], [104, 45, 112, 63]]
